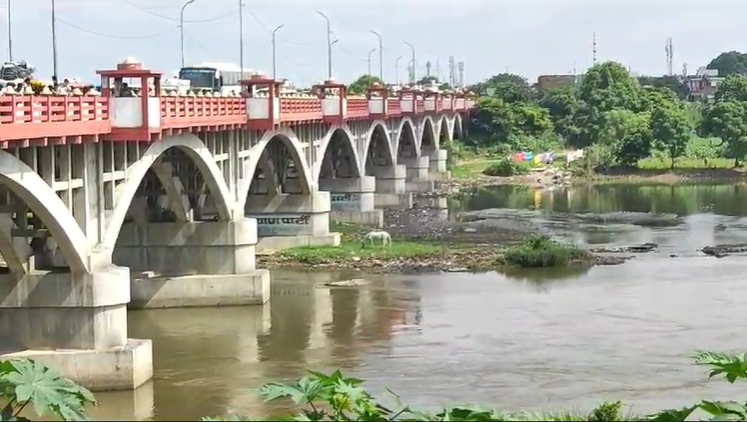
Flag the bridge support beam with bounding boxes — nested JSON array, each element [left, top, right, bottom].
[[371, 164, 413, 209], [320, 176, 383, 227], [246, 191, 340, 252], [0, 266, 153, 391], [401, 157, 436, 192], [113, 219, 270, 308]]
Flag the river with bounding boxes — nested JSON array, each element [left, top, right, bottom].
[[93, 183, 747, 420]]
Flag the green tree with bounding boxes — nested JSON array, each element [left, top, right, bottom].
[[701, 100, 747, 167], [537, 86, 580, 140], [638, 75, 690, 100], [571, 62, 643, 148], [707, 51, 747, 77], [598, 109, 652, 167], [650, 101, 694, 169], [714, 74, 747, 103], [347, 75, 384, 96], [471, 73, 531, 102]]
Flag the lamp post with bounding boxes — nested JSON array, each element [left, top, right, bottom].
[[370, 30, 383, 80], [238, 0, 244, 79], [7, 0, 12, 61], [271, 24, 284, 80], [51, 0, 58, 79], [367, 48, 376, 76], [404, 41, 415, 83], [316, 11, 332, 79], [395, 55, 402, 85], [180, 0, 196, 69]]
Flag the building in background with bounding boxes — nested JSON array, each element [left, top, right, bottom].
[[536, 74, 579, 90], [684, 67, 723, 102]]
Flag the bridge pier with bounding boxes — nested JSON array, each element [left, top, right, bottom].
[[402, 157, 436, 192], [246, 191, 340, 252], [113, 219, 270, 308], [428, 149, 451, 180], [0, 266, 153, 391], [371, 164, 413, 209], [321, 176, 383, 227]]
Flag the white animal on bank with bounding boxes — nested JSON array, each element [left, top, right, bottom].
[[361, 230, 392, 247]]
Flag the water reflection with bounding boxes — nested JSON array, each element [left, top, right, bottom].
[[458, 183, 747, 217], [95, 271, 424, 420]]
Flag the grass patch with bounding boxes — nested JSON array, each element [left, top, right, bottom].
[[483, 157, 532, 177], [501, 234, 586, 268], [280, 241, 444, 265], [451, 158, 503, 178], [638, 156, 734, 170]]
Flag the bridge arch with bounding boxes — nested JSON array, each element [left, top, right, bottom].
[[420, 116, 438, 155], [315, 126, 362, 181], [237, 128, 313, 211], [363, 121, 396, 173], [394, 117, 419, 161], [438, 115, 453, 147], [102, 133, 234, 250], [0, 150, 89, 273], [453, 113, 464, 140]]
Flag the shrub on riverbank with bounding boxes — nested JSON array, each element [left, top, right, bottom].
[[501, 234, 586, 268], [483, 157, 532, 177]]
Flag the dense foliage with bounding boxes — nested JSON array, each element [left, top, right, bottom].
[[501, 234, 585, 268], [467, 53, 747, 171]]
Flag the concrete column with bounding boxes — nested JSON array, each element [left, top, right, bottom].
[[320, 175, 383, 227], [0, 266, 153, 391], [245, 191, 340, 252], [428, 149, 451, 180], [113, 219, 270, 308], [400, 156, 436, 192], [371, 164, 413, 209]]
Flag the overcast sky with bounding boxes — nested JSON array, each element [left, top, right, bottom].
[[1, 0, 741, 86]]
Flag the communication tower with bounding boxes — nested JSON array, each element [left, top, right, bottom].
[[665, 37, 674, 76], [425, 60, 432, 78], [592, 32, 597, 64], [457, 61, 464, 87], [448, 56, 455, 86]]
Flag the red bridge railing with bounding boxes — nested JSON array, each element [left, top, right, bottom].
[[0, 94, 473, 143]]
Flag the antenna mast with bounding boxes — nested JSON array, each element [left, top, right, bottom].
[[665, 37, 674, 76], [592, 32, 597, 64]]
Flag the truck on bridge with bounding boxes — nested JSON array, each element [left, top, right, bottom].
[[178, 62, 252, 95]]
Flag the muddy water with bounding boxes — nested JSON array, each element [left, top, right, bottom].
[[93, 184, 747, 420]]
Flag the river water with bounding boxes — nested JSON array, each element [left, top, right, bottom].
[[93, 183, 747, 420]]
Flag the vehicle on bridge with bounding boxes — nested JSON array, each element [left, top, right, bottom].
[[0, 60, 35, 86], [178, 63, 251, 95]]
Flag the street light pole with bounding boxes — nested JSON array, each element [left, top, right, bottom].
[[404, 41, 415, 83], [51, 0, 58, 79], [395, 56, 402, 85], [238, 0, 244, 79], [271, 24, 284, 80], [367, 48, 376, 76], [180, 0, 196, 69], [316, 11, 332, 79], [370, 30, 383, 80], [7, 0, 12, 61]]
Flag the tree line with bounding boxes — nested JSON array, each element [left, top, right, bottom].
[[466, 54, 747, 170]]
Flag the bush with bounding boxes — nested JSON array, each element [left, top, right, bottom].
[[483, 158, 531, 177], [502, 234, 585, 267]]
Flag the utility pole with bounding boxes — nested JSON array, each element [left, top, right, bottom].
[[367, 48, 376, 76], [404, 42, 415, 83], [592, 32, 597, 65], [51, 0, 59, 79], [316, 11, 333, 79], [7, 0, 12, 61], [395, 56, 402, 85], [238, 0, 244, 79], [272, 25, 284, 80], [370, 30, 383, 80], [180, 0, 196, 69]]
